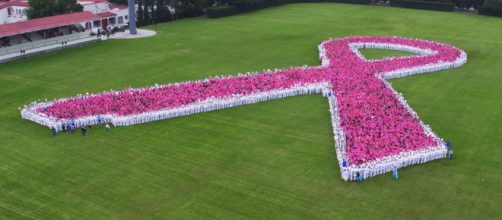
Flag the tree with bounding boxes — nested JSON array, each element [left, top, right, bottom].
[[137, 0, 145, 26], [155, 0, 172, 22], [27, 0, 55, 19], [170, 0, 208, 19], [27, 0, 83, 19], [143, 0, 152, 25], [55, 0, 83, 14]]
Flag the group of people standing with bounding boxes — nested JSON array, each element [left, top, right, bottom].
[[354, 140, 455, 182], [51, 122, 110, 137]]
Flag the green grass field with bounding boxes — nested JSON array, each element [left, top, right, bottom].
[[1, 3, 501, 219]]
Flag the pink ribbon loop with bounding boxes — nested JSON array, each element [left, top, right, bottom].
[[22, 36, 467, 180]]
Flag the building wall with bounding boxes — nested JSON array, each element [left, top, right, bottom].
[[0, 1, 130, 34], [7, 6, 27, 22], [114, 9, 129, 26], [0, 6, 28, 24], [0, 8, 8, 24], [81, 2, 110, 13]]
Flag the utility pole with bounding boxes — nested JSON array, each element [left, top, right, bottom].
[[128, 0, 137, 35]]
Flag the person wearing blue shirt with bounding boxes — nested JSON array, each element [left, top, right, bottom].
[[51, 127, 57, 137], [392, 168, 399, 180], [70, 119, 76, 134], [81, 126, 87, 136], [356, 172, 363, 182], [66, 121, 71, 132]]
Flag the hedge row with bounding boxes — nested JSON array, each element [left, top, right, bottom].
[[207, 0, 372, 18], [237, 0, 372, 11], [451, 0, 485, 9], [479, 7, 502, 16], [278, 0, 372, 4], [390, 0, 455, 11], [207, 5, 240, 18], [326, 0, 372, 4], [208, 0, 502, 19], [207, 0, 471, 19], [479, 0, 502, 16]]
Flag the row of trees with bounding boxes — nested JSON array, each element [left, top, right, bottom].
[[136, 0, 212, 26], [137, 0, 172, 26], [26, 0, 501, 25], [27, 0, 212, 24], [27, 0, 83, 19], [109, 0, 212, 26]]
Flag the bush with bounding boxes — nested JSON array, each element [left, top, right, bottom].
[[391, 0, 455, 11], [479, 0, 502, 16], [223, 0, 276, 11], [207, 5, 240, 18], [273, 0, 371, 4], [326, 0, 372, 4], [479, 7, 502, 16], [419, 0, 452, 3], [272, 0, 308, 5], [482, 0, 502, 7]]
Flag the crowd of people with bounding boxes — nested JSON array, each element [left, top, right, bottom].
[[21, 36, 467, 180], [51, 121, 111, 137], [319, 36, 466, 180]]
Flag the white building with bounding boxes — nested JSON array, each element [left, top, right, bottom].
[[0, 0, 131, 63], [79, 0, 110, 13], [0, 0, 29, 25], [0, 11, 101, 63], [0, 0, 129, 32]]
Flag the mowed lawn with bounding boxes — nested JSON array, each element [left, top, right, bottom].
[[1, 3, 501, 219]]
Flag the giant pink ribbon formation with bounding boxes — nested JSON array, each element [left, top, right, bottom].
[[21, 36, 467, 180]]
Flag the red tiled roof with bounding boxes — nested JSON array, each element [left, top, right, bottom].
[[0, 0, 29, 9], [95, 12, 116, 18], [0, 12, 100, 38], [77, 0, 107, 3], [110, 4, 128, 10]]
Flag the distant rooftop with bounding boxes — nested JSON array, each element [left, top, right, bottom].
[[0, 11, 100, 38], [0, 0, 29, 9], [95, 12, 117, 18]]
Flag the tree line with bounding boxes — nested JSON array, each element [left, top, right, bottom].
[[29, 0, 499, 25], [110, 0, 213, 26], [28, 0, 215, 25], [27, 0, 83, 19]]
